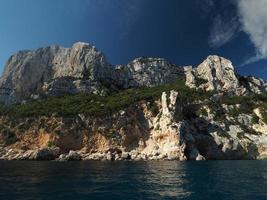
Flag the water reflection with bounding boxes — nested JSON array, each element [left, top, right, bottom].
[[142, 161, 191, 199], [1, 160, 267, 200]]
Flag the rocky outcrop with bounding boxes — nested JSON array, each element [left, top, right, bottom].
[[140, 90, 188, 160], [1, 43, 266, 104], [0, 147, 60, 160], [0, 42, 111, 103], [113, 58, 183, 89], [1, 88, 267, 161], [185, 55, 267, 95], [0, 43, 183, 104], [1, 42, 267, 161]]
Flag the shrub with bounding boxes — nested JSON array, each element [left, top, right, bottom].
[[0, 78, 212, 118], [47, 141, 56, 148], [251, 114, 260, 124]]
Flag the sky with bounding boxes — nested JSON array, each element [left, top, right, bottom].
[[0, 0, 267, 79]]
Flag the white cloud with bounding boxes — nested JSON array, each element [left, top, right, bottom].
[[206, 0, 267, 65], [237, 0, 267, 63], [205, 0, 241, 48], [208, 15, 240, 48], [237, 55, 264, 67]]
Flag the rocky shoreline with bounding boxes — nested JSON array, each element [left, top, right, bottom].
[[0, 147, 210, 161]]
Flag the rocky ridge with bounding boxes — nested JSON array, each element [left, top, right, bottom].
[[0, 42, 267, 161], [184, 55, 267, 95], [0, 42, 183, 104]]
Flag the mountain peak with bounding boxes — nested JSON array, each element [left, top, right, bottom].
[[0, 44, 266, 105], [185, 55, 266, 95]]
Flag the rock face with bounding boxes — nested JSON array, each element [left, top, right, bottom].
[[185, 56, 239, 91], [141, 91, 187, 160], [0, 42, 111, 103], [185, 55, 267, 95], [114, 58, 183, 89], [0, 43, 266, 104], [1, 89, 267, 161], [0, 42, 183, 104], [1, 42, 267, 161]]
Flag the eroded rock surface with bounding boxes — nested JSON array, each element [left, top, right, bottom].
[[1, 42, 267, 161], [0, 43, 184, 104], [185, 55, 267, 95], [1, 90, 267, 161]]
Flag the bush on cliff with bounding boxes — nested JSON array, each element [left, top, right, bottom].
[[1, 78, 266, 119], [0, 78, 211, 118]]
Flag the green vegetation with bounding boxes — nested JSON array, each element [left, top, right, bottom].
[[47, 141, 56, 148], [207, 94, 267, 120], [0, 78, 211, 118], [259, 107, 267, 124], [252, 114, 260, 124], [148, 101, 159, 117], [194, 76, 208, 87], [0, 77, 267, 121], [196, 107, 208, 117]]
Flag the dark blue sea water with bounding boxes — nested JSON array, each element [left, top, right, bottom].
[[0, 161, 267, 200]]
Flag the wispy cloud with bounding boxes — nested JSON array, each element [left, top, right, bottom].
[[203, 0, 267, 65], [237, 0, 267, 65], [201, 0, 241, 48], [208, 15, 241, 48], [237, 55, 264, 67]]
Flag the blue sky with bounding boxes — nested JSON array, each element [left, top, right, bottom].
[[0, 0, 267, 79]]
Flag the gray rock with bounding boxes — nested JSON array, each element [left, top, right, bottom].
[[0, 42, 111, 103], [185, 55, 240, 92], [196, 154, 206, 161], [65, 150, 82, 161], [106, 152, 113, 161], [0, 43, 184, 104], [237, 114, 253, 126], [114, 154, 121, 161], [185, 55, 267, 95], [1, 42, 265, 105], [121, 152, 130, 160], [33, 147, 60, 161]]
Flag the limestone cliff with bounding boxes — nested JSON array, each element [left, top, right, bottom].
[[184, 55, 267, 95], [1, 89, 267, 161], [0, 42, 267, 161], [0, 42, 183, 104]]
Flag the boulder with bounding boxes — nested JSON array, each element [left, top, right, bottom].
[[121, 152, 130, 160], [58, 150, 82, 161], [33, 147, 60, 161]]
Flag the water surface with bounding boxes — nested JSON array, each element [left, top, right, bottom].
[[0, 160, 267, 200]]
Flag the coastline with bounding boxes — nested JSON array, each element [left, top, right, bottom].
[[1, 147, 267, 161]]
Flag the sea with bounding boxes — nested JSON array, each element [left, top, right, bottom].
[[0, 160, 266, 200]]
